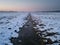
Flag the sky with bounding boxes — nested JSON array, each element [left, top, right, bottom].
[[0, 0, 60, 11]]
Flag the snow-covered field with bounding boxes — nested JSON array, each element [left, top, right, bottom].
[[32, 12, 60, 45], [0, 12, 60, 45], [0, 12, 28, 45]]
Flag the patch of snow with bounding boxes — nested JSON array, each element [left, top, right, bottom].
[[0, 12, 28, 45], [32, 12, 60, 45]]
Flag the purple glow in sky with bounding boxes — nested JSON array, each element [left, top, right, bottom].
[[0, 0, 60, 11]]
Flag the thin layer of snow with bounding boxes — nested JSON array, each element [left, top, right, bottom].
[[0, 12, 60, 45], [0, 12, 28, 45], [32, 12, 60, 45]]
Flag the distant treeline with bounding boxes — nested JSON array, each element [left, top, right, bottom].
[[0, 10, 60, 13], [0, 11, 17, 13], [35, 10, 60, 12], [42, 11, 60, 12]]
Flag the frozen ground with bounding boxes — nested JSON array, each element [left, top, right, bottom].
[[32, 12, 60, 45], [0, 12, 60, 45], [0, 12, 28, 45]]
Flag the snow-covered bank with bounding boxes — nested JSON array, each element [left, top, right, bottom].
[[0, 12, 28, 45]]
